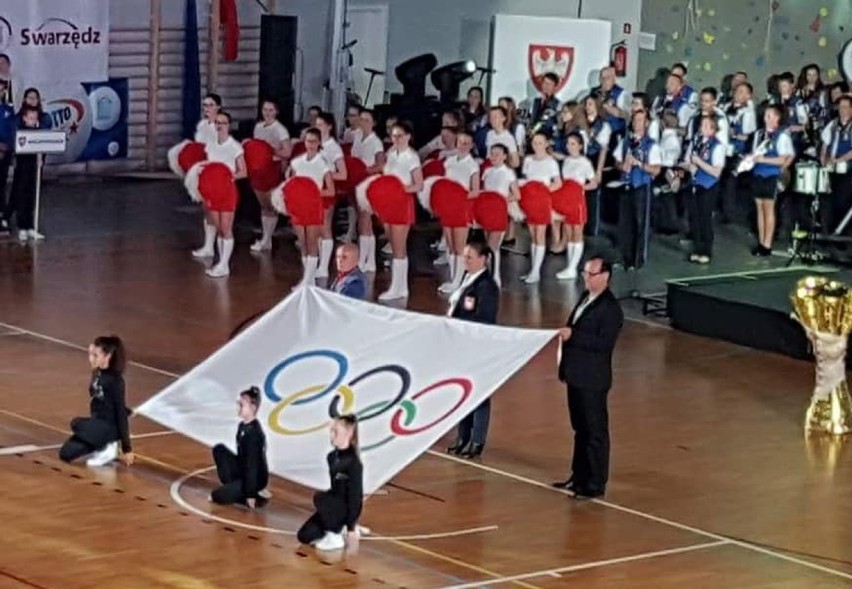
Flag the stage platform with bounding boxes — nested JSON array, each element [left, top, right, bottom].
[[667, 267, 850, 363]]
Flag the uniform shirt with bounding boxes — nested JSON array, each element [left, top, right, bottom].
[[586, 118, 612, 156], [659, 128, 683, 167], [821, 119, 852, 159], [351, 131, 384, 166], [686, 107, 730, 149], [522, 155, 560, 184], [486, 129, 519, 155], [482, 164, 517, 196], [206, 136, 244, 173], [443, 153, 479, 189], [253, 120, 290, 151], [88, 369, 131, 453], [448, 268, 486, 316], [290, 152, 331, 189], [726, 101, 758, 156], [321, 138, 344, 169], [383, 147, 421, 185], [194, 119, 217, 146], [562, 155, 596, 186], [613, 136, 663, 166]]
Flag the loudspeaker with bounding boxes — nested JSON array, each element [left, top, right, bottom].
[[259, 14, 297, 127]]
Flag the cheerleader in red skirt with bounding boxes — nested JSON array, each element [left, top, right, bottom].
[[356, 122, 423, 300], [186, 111, 247, 278], [476, 144, 521, 288], [519, 132, 562, 284], [349, 109, 385, 242], [423, 130, 480, 294], [272, 128, 335, 287], [248, 100, 291, 252], [315, 113, 348, 280], [555, 132, 597, 279]]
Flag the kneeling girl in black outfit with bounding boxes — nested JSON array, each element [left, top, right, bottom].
[[297, 414, 364, 552], [59, 336, 134, 467], [209, 386, 269, 509]]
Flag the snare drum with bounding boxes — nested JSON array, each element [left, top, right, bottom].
[[794, 162, 818, 195], [818, 166, 831, 194]]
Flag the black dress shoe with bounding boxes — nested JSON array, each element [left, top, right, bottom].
[[571, 487, 604, 500], [459, 442, 483, 459], [551, 478, 576, 490], [447, 439, 469, 455]]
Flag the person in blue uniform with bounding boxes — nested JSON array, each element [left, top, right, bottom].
[[819, 96, 852, 233], [297, 414, 364, 552], [685, 116, 726, 263], [446, 240, 500, 459], [209, 386, 270, 509]]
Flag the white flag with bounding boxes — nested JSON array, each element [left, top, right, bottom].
[[137, 286, 556, 494]]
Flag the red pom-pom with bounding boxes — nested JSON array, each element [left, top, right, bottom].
[[337, 156, 369, 196], [243, 139, 281, 192], [472, 191, 509, 232], [551, 180, 586, 225], [199, 163, 239, 212], [431, 179, 470, 228], [519, 181, 553, 225], [479, 159, 493, 176], [283, 176, 324, 226], [421, 159, 446, 179], [342, 143, 353, 157], [367, 175, 413, 225], [178, 142, 207, 173]]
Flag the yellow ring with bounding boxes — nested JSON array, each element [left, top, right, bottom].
[[268, 384, 355, 435]]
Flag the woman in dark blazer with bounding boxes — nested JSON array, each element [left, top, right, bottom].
[[446, 240, 500, 458]]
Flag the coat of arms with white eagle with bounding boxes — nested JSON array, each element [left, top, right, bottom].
[[527, 45, 574, 93]]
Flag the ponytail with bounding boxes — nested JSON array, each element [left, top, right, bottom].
[[92, 335, 126, 374]]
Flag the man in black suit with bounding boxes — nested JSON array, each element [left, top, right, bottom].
[[446, 242, 500, 459], [555, 257, 624, 499]]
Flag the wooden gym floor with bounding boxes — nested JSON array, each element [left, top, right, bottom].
[[1, 188, 852, 588]]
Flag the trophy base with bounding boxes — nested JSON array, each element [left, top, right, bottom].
[[805, 382, 852, 435]]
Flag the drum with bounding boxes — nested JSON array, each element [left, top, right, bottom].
[[818, 167, 832, 194], [835, 160, 849, 174], [794, 163, 818, 195]]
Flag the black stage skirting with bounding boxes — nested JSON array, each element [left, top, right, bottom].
[[667, 268, 850, 364]]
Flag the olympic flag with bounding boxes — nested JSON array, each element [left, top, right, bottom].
[[136, 286, 556, 494]]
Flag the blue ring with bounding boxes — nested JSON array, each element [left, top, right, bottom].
[[264, 350, 348, 403]]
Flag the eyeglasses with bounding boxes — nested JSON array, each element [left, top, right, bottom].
[[391, 133, 406, 139]]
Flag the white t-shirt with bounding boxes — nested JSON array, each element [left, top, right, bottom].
[[419, 135, 452, 159], [486, 129, 519, 154], [614, 137, 663, 166], [342, 127, 361, 145], [482, 164, 517, 196], [685, 139, 727, 168], [351, 131, 384, 167], [443, 154, 479, 189], [205, 136, 244, 173], [659, 128, 683, 167], [383, 148, 421, 185], [194, 119, 217, 146], [291, 153, 331, 190], [752, 130, 795, 157], [686, 107, 730, 148], [562, 156, 596, 186], [322, 138, 345, 169], [522, 155, 560, 184], [253, 120, 290, 151]]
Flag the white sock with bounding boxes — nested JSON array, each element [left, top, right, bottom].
[[261, 215, 277, 245], [447, 254, 458, 281], [201, 222, 216, 252], [302, 255, 318, 285], [316, 238, 334, 278], [359, 235, 376, 271], [530, 245, 546, 277], [218, 237, 234, 269], [569, 241, 585, 271], [492, 248, 501, 287], [451, 254, 465, 288]]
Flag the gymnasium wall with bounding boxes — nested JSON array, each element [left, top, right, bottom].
[[637, 0, 852, 98]]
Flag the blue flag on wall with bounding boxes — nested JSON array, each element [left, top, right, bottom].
[[182, 0, 201, 139]]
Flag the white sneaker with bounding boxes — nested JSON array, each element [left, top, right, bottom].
[[250, 239, 271, 252], [86, 441, 118, 467], [314, 531, 345, 551], [438, 281, 455, 294], [205, 264, 230, 278], [355, 525, 371, 537], [556, 267, 578, 280], [18, 230, 28, 242], [258, 488, 273, 500], [433, 253, 449, 266], [27, 230, 45, 241], [381, 243, 392, 255], [192, 246, 214, 258]]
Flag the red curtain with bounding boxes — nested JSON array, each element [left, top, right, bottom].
[[220, 0, 239, 61]]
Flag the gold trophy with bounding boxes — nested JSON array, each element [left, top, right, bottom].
[[791, 276, 852, 435]]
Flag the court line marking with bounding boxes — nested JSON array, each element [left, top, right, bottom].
[[443, 540, 730, 588], [0, 400, 536, 589], [0, 431, 177, 456], [170, 465, 500, 542], [4, 321, 852, 583]]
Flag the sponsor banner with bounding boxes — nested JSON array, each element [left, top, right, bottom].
[[0, 0, 109, 86], [137, 286, 555, 494], [490, 15, 611, 104], [15, 130, 67, 154], [39, 78, 128, 164]]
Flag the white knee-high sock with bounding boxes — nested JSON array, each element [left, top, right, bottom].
[[570, 241, 585, 270], [195, 221, 217, 255], [316, 238, 334, 278], [492, 248, 501, 287], [529, 245, 546, 279], [359, 235, 376, 271], [218, 237, 234, 269], [261, 215, 277, 245], [301, 255, 318, 285]]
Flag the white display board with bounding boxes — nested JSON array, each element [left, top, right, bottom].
[[489, 15, 612, 105], [15, 130, 67, 154]]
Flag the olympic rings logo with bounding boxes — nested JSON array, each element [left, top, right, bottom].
[[263, 350, 473, 452]]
